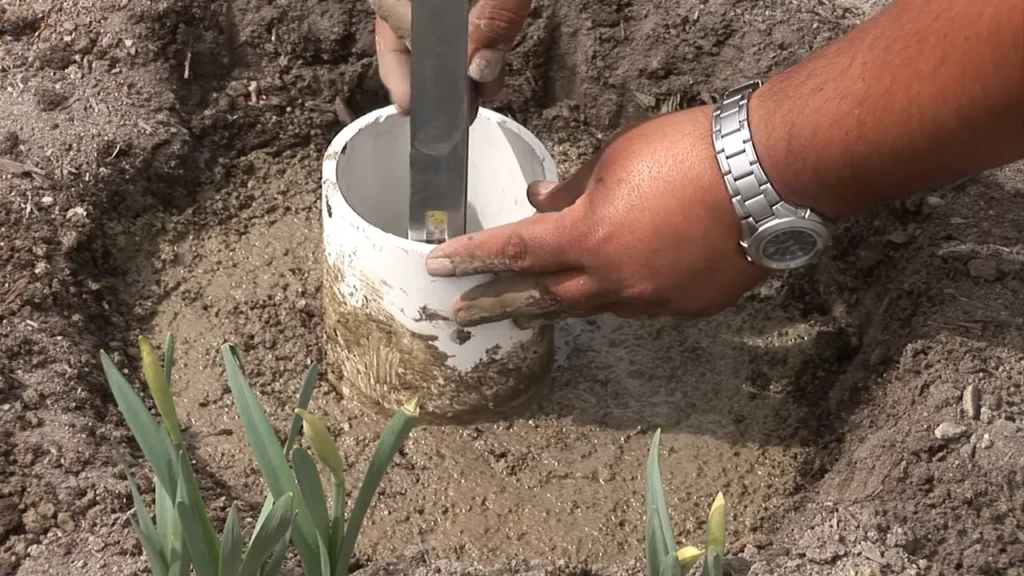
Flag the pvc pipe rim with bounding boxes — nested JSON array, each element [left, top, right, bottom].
[[322, 105, 558, 255]]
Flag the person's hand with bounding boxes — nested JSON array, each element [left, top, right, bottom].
[[369, 0, 532, 114], [423, 106, 771, 328]]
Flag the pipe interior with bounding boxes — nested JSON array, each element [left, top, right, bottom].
[[334, 113, 549, 240]]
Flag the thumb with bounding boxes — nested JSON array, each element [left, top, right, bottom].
[[527, 152, 599, 212]]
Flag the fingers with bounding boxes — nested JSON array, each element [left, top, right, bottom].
[[527, 148, 602, 212], [373, 0, 530, 111], [453, 274, 561, 327], [368, 0, 411, 43], [426, 210, 580, 277], [375, 16, 412, 112], [467, 0, 532, 82], [452, 270, 606, 327]]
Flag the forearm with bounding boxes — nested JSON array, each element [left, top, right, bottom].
[[749, 0, 1024, 220]]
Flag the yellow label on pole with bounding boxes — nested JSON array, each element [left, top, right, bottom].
[[424, 210, 448, 244]]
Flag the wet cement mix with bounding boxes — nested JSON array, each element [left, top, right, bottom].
[[1, 0, 1023, 574]]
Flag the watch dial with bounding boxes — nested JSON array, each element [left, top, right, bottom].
[[760, 228, 819, 264]]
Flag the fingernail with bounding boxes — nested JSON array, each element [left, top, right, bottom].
[[529, 180, 558, 197], [468, 48, 504, 83], [425, 257, 455, 276]]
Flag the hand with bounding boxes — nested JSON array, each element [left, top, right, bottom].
[[423, 106, 771, 328], [369, 0, 532, 115]]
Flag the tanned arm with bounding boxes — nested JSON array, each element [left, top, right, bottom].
[[749, 0, 1024, 220]]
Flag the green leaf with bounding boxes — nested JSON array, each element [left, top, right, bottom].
[[659, 551, 685, 576], [239, 492, 296, 576], [329, 478, 345, 570], [293, 447, 330, 544], [219, 503, 243, 576], [139, 335, 184, 445], [170, 475, 193, 576], [645, 429, 673, 576], [254, 494, 275, 542], [261, 523, 294, 576], [318, 531, 332, 576], [163, 333, 176, 389], [113, 445, 167, 576], [100, 351, 177, 495], [336, 397, 419, 576], [155, 476, 176, 550], [176, 499, 217, 576], [296, 409, 345, 479], [221, 346, 321, 576], [700, 549, 724, 576], [284, 363, 319, 457], [175, 450, 220, 566], [705, 492, 726, 556]]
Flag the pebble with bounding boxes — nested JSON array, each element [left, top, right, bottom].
[[980, 407, 995, 424], [56, 512, 74, 532], [979, 435, 993, 449], [967, 258, 1000, 281], [962, 384, 981, 420], [959, 442, 975, 459], [934, 421, 968, 441], [924, 195, 946, 208]]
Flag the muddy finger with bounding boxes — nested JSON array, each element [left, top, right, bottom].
[[426, 210, 580, 277], [453, 275, 562, 327]]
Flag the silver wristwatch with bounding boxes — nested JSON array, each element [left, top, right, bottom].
[[712, 80, 831, 271]]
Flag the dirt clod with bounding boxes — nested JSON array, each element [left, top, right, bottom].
[[962, 383, 981, 420], [934, 421, 969, 441], [967, 258, 1002, 280], [33, 85, 67, 112]]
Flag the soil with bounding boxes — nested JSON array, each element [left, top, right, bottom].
[[1, 0, 1022, 575]]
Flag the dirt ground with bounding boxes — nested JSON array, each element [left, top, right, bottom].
[[1, 0, 1022, 574]]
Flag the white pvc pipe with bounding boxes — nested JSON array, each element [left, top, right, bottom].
[[322, 106, 559, 422]]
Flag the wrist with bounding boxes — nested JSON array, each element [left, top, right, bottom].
[[711, 83, 832, 271], [744, 78, 850, 221]]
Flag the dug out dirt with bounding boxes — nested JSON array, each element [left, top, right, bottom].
[[1, 0, 1022, 574]]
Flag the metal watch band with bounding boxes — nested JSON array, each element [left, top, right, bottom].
[[712, 80, 795, 242]]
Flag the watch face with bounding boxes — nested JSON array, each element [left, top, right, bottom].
[[760, 228, 820, 264]]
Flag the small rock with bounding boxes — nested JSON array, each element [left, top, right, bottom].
[[979, 407, 995, 424], [39, 196, 54, 207], [65, 206, 88, 225], [962, 384, 981, 420], [967, 258, 1000, 281], [959, 442, 975, 459], [71, 35, 94, 55], [979, 435, 993, 449], [924, 195, 946, 208], [859, 541, 884, 564], [21, 509, 49, 535], [226, 80, 249, 97], [934, 421, 968, 441], [247, 81, 260, 104], [35, 502, 55, 519]]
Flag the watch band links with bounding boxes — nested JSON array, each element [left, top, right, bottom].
[[712, 80, 798, 243]]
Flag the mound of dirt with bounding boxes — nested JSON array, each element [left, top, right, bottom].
[[1, 1, 1022, 575]]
